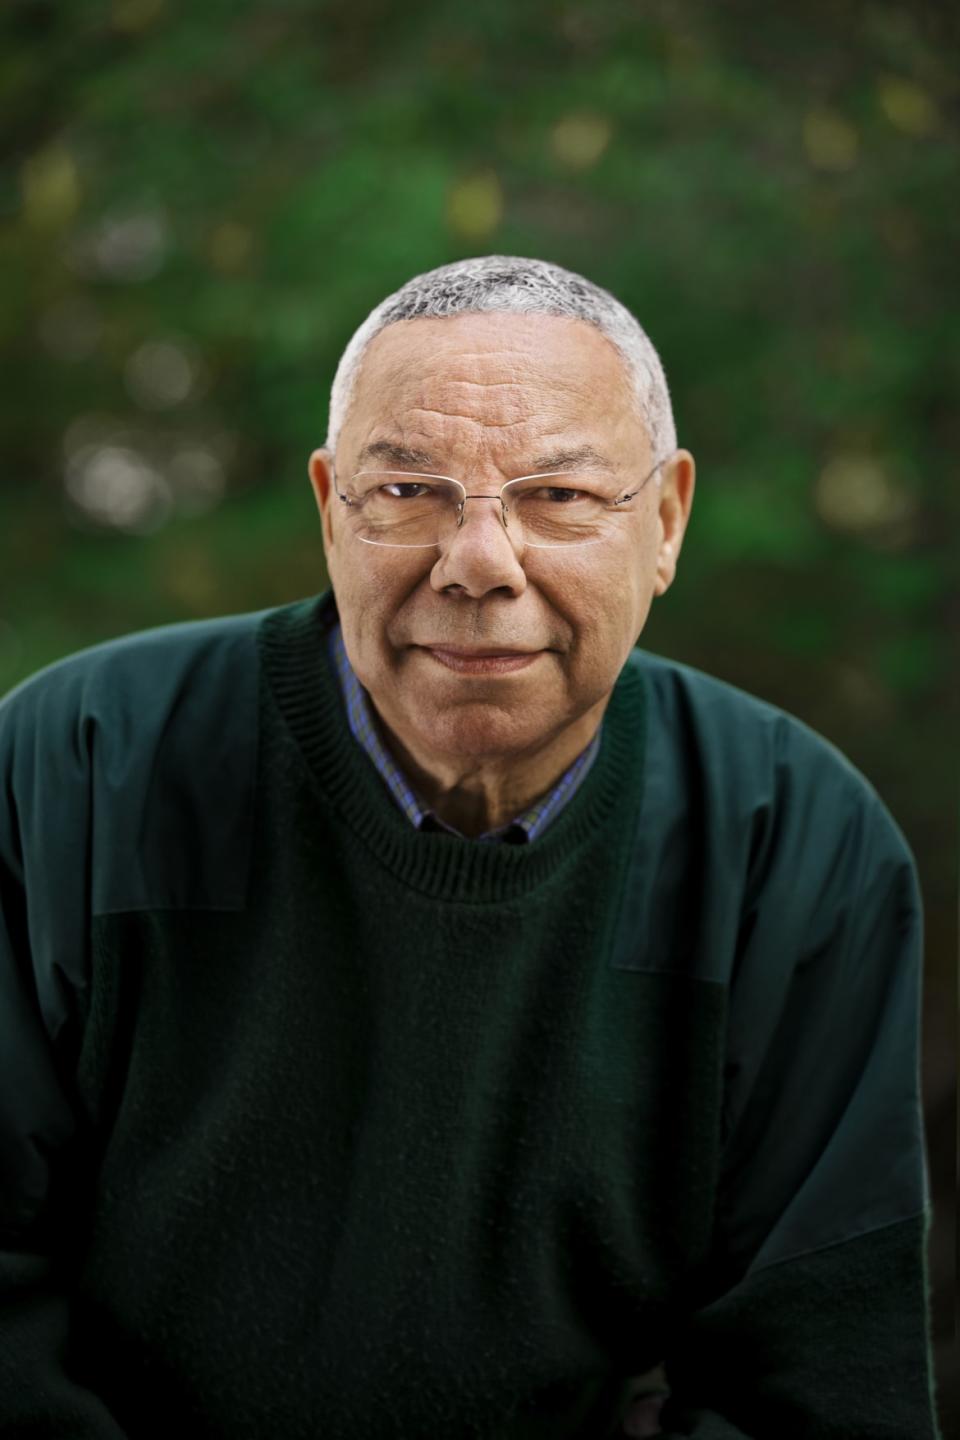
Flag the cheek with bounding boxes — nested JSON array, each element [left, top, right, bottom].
[[577, 579, 654, 675], [533, 553, 645, 646], [605, 539, 658, 634], [334, 555, 428, 664]]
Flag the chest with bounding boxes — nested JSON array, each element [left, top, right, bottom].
[[72, 840, 727, 1434]]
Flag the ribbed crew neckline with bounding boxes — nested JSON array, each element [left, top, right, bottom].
[[258, 592, 648, 904]]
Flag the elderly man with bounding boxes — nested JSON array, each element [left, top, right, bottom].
[[0, 257, 941, 1439]]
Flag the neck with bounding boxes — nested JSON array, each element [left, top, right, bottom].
[[368, 700, 607, 837]]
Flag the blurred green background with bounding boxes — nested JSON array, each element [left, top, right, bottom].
[[2, 0, 956, 1426]]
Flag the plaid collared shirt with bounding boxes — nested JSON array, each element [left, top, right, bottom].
[[328, 625, 600, 844]]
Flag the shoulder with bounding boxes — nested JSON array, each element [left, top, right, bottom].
[[609, 649, 916, 978], [625, 645, 889, 823], [0, 606, 276, 913], [1, 608, 269, 745]]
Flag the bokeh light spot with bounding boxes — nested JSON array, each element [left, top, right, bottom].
[[125, 339, 197, 410], [814, 456, 915, 535], [65, 445, 172, 533], [446, 172, 503, 241], [802, 108, 859, 171], [877, 75, 939, 137], [550, 112, 613, 170], [67, 208, 169, 283], [21, 144, 81, 229]]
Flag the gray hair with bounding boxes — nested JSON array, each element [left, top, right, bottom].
[[325, 255, 677, 465]]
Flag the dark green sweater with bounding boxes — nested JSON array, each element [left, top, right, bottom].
[[0, 591, 941, 1438]]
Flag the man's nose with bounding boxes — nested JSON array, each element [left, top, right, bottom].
[[430, 495, 527, 599]]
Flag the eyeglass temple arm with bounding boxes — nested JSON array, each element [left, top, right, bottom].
[[613, 457, 666, 506]]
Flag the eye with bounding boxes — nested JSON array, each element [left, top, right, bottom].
[[536, 486, 589, 504], [511, 473, 607, 505], [381, 481, 434, 500]]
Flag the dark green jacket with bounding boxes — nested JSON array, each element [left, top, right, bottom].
[[0, 592, 941, 1438]]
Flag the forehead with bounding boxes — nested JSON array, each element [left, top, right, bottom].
[[343, 312, 645, 468]]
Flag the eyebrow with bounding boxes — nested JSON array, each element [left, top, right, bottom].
[[355, 440, 438, 470], [355, 439, 617, 475], [526, 445, 616, 474]]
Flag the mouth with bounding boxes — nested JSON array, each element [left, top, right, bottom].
[[419, 646, 544, 675]]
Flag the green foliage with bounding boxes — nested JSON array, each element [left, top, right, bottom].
[[1, 0, 957, 913]]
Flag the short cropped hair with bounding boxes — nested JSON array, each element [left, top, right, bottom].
[[325, 256, 677, 464]]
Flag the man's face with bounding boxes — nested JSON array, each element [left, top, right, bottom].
[[309, 312, 694, 771]]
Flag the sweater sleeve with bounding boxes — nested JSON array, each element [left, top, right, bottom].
[[0, 674, 129, 1437], [652, 759, 942, 1439]]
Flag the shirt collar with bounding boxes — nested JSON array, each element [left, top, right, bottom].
[[327, 623, 600, 843]]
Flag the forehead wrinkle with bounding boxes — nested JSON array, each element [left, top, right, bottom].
[[346, 327, 646, 475], [413, 373, 591, 402], [354, 335, 628, 442], [426, 376, 530, 389], [399, 383, 591, 442], [407, 405, 535, 431], [370, 354, 593, 405], [352, 314, 639, 423]]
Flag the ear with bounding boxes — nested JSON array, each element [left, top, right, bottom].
[[653, 449, 695, 598], [308, 448, 337, 553]]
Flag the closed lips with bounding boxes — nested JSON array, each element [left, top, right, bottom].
[[421, 647, 544, 673]]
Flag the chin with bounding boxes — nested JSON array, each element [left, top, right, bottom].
[[415, 703, 555, 763]]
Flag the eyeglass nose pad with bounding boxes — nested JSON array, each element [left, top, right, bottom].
[[451, 497, 511, 532]]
